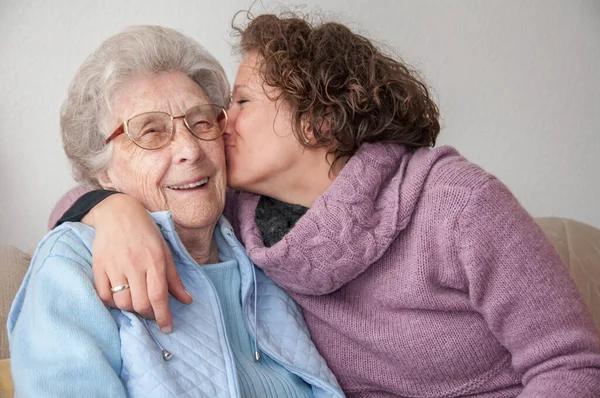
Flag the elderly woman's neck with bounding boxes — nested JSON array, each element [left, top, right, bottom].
[[176, 226, 219, 265]]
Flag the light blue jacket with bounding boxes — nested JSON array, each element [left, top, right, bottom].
[[8, 212, 344, 397]]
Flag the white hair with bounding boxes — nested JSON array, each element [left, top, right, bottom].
[[60, 25, 230, 188]]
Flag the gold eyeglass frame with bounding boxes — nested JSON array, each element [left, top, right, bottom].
[[104, 104, 228, 150]]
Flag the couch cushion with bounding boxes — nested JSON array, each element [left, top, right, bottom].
[[0, 358, 12, 397], [0, 246, 30, 359], [536, 217, 600, 331]]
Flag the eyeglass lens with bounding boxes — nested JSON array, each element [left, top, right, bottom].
[[128, 104, 226, 149]]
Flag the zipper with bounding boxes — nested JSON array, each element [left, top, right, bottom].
[[223, 229, 260, 358], [223, 228, 343, 398], [199, 272, 242, 398], [162, 221, 242, 398]]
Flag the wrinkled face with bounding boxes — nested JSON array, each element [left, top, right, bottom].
[[224, 52, 305, 193], [100, 71, 227, 231]]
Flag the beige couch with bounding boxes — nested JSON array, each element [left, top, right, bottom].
[[1, 217, 600, 396]]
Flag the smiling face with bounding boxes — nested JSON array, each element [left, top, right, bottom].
[[224, 52, 307, 195], [100, 71, 227, 232]]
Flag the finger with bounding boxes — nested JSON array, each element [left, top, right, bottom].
[[111, 279, 134, 312], [129, 271, 155, 320], [94, 266, 116, 308], [147, 265, 172, 333], [164, 242, 192, 305]]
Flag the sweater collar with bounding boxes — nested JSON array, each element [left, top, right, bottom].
[[237, 143, 441, 271]]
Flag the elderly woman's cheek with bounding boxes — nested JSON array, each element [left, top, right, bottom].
[[119, 146, 170, 213], [141, 177, 169, 212], [140, 155, 170, 213]]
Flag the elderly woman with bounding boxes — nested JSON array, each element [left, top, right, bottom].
[[54, 13, 600, 397], [7, 25, 343, 398]]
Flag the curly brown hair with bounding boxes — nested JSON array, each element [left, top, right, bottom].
[[233, 12, 440, 166]]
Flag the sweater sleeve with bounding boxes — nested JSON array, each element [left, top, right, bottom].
[[8, 232, 126, 397], [458, 177, 600, 397], [55, 190, 121, 227]]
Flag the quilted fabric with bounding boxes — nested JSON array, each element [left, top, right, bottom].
[[250, 271, 342, 391], [115, 284, 239, 397], [115, 212, 344, 397]]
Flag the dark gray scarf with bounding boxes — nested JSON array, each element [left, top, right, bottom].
[[255, 196, 308, 247]]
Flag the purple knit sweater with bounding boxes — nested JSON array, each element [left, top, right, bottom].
[[229, 143, 600, 397]]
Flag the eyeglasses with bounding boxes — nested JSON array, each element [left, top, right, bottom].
[[104, 104, 228, 150]]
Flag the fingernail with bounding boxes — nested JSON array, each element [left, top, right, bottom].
[[160, 325, 172, 334], [185, 289, 193, 301]]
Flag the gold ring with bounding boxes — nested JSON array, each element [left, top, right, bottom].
[[110, 283, 130, 294]]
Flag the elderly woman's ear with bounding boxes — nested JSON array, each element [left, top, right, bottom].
[[97, 172, 117, 191]]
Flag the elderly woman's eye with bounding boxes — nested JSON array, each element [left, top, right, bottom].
[[141, 128, 159, 135], [192, 119, 213, 132], [137, 121, 164, 136]]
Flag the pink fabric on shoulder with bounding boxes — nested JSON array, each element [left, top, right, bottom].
[[48, 185, 90, 230]]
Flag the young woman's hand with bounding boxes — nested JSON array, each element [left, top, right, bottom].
[[84, 194, 192, 333]]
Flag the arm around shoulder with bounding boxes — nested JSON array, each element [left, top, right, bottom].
[[458, 177, 600, 396]]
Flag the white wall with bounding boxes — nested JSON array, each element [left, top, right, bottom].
[[1, 0, 599, 251]]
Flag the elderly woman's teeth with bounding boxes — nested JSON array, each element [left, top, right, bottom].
[[169, 178, 208, 190]]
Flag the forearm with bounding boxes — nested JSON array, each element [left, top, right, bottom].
[[54, 190, 189, 329]]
